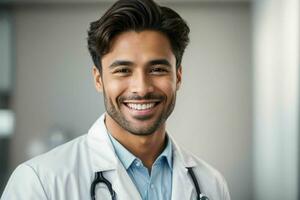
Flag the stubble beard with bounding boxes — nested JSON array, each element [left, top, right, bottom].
[[102, 89, 176, 136]]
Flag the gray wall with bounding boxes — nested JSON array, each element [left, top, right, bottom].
[[167, 3, 252, 200], [9, 3, 252, 199]]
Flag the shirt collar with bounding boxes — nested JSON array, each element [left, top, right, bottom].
[[157, 136, 173, 169], [108, 132, 136, 169], [108, 132, 173, 170]]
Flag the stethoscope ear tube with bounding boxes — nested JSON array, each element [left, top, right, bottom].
[[187, 167, 209, 200], [90, 173, 97, 200]]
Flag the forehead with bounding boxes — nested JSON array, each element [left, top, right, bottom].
[[102, 30, 176, 66], [110, 30, 171, 50]]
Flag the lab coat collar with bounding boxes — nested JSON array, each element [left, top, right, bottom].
[[87, 113, 119, 172], [169, 135, 198, 200], [169, 134, 197, 168]]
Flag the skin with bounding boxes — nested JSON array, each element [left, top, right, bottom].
[[93, 30, 182, 170]]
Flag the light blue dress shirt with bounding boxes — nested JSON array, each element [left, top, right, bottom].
[[108, 133, 173, 200]]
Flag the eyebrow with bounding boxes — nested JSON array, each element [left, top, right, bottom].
[[109, 60, 134, 69], [108, 59, 172, 69], [148, 59, 172, 67]]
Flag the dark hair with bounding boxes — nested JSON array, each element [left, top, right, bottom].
[[87, 0, 190, 71]]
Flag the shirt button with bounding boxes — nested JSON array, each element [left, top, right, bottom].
[[150, 184, 154, 189], [135, 161, 141, 167]]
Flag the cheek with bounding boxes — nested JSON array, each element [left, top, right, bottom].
[[154, 78, 177, 97], [103, 77, 127, 100]]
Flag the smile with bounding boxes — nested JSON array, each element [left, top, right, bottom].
[[126, 103, 156, 110]]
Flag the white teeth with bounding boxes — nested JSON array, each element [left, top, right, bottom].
[[127, 103, 156, 110]]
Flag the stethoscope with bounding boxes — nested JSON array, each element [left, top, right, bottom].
[[90, 167, 209, 200]]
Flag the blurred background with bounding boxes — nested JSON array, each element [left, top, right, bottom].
[[0, 0, 299, 199]]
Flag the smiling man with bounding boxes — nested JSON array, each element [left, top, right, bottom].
[[95, 30, 179, 171], [2, 0, 230, 200]]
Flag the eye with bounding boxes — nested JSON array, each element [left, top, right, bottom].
[[113, 67, 131, 76], [150, 66, 168, 74]]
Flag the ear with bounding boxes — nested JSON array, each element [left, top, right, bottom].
[[176, 65, 182, 90], [92, 66, 103, 92]]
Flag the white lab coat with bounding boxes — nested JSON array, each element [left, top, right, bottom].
[[1, 114, 230, 200]]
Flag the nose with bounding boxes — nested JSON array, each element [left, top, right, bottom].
[[130, 71, 154, 96]]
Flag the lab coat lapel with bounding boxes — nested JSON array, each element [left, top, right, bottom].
[[170, 137, 197, 200], [87, 114, 141, 200], [111, 163, 142, 200], [87, 114, 118, 172]]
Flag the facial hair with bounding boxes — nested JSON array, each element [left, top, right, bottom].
[[102, 88, 176, 136]]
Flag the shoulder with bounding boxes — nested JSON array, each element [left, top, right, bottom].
[[1, 135, 90, 200], [1, 163, 49, 199], [193, 154, 226, 185], [179, 147, 224, 180], [24, 134, 88, 174]]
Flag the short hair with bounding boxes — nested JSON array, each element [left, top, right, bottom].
[[87, 0, 190, 71]]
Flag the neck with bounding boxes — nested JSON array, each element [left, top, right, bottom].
[[105, 114, 167, 170]]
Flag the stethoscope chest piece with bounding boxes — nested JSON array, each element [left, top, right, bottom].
[[200, 193, 210, 200]]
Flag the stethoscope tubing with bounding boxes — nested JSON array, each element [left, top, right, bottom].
[[90, 168, 209, 200], [90, 171, 116, 200]]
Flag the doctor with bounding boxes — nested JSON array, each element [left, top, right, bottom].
[[1, 0, 230, 199]]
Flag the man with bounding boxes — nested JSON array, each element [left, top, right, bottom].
[[1, 0, 230, 199]]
